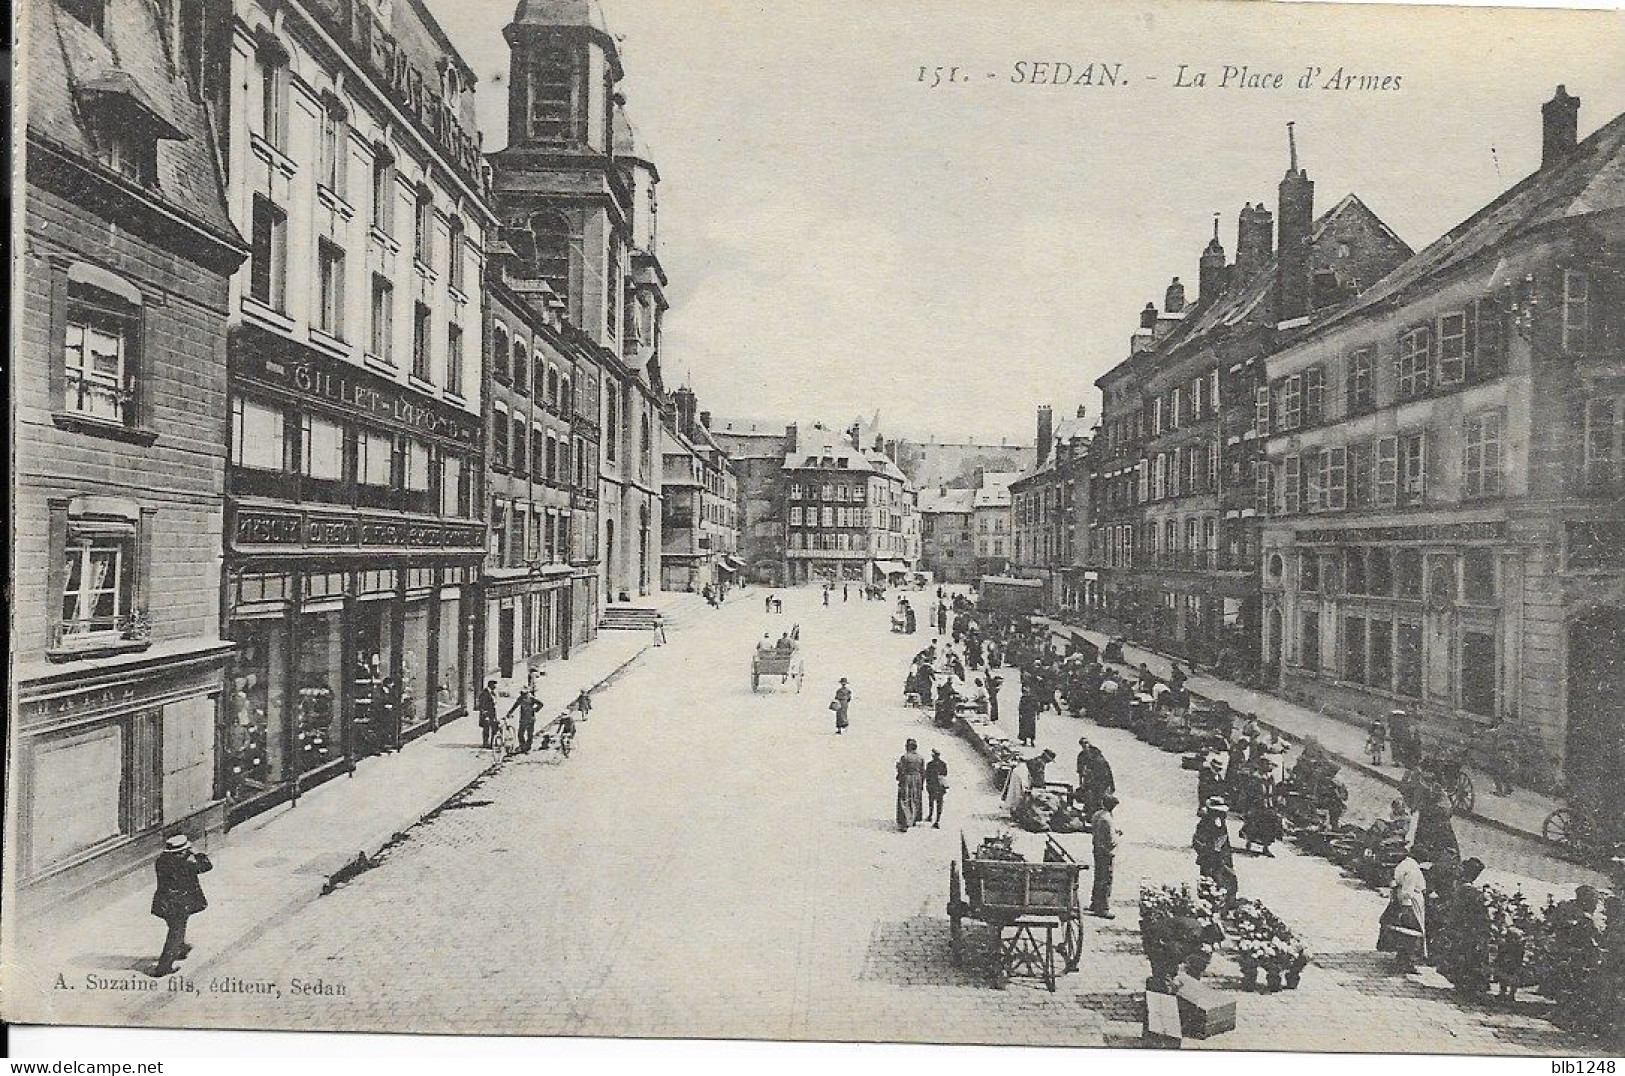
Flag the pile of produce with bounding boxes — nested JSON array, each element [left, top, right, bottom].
[[1226, 898, 1311, 991]]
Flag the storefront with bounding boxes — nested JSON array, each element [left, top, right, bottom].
[[14, 646, 229, 905], [223, 331, 484, 823]]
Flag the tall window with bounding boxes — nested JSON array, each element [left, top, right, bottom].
[[1375, 436, 1399, 507], [1461, 632, 1497, 716], [490, 325, 509, 383], [1279, 374, 1303, 431], [1463, 412, 1503, 499], [1346, 347, 1375, 413], [511, 341, 527, 392], [63, 283, 139, 424], [1325, 445, 1347, 510], [1395, 622, 1423, 698], [492, 408, 509, 470], [317, 241, 345, 338], [605, 390, 619, 462], [1397, 326, 1431, 398], [1400, 432, 1428, 506], [61, 535, 128, 637], [412, 302, 431, 381], [230, 395, 287, 471], [1304, 366, 1325, 424], [259, 46, 288, 149], [446, 216, 466, 292], [607, 248, 622, 343], [1438, 312, 1467, 385], [358, 430, 393, 486], [1349, 442, 1373, 507], [1254, 384, 1270, 436], [511, 418, 528, 475], [370, 276, 393, 361], [371, 145, 395, 232], [1562, 270, 1590, 353], [440, 454, 464, 517], [526, 40, 581, 145], [249, 195, 288, 309], [403, 438, 431, 492], [414, 187, 434, 266], [1343, 616, 1367, 683], [446, 324, 464, 397], [1301, 610, 1321, 670], [1283, 455, 1301, 514], [530, 212, 571, 304], [1584, 395, 1624, 490], [319, 98, 348, 197]]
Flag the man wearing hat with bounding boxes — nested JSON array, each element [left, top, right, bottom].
[[1090, 793, 1121, 918], [1193, 798, 1238, 905], [151, 833, 213, 977]]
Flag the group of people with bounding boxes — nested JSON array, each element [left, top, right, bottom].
[[475, 670, 589, 756], [894, 738, 950, 830]]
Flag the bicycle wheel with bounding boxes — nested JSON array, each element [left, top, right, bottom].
[[1452, 772, 1475, 814], [1543, 807, 1576, 849]]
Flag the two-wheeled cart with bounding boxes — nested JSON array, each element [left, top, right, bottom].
[[947, 834, 1087, 991]]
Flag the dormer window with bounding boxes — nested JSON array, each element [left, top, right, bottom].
[[77, 69, 186, 188]]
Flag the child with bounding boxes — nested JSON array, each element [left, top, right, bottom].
[[574, 688, 593, 722], [1367, 717, 1388, 766]]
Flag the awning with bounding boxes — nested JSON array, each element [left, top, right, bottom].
[[717, 555, 743, 572], [874, 560, 909, 576]]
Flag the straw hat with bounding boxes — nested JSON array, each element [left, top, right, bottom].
[[163, 834, 192, 852]]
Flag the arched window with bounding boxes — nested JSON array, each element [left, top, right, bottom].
[[560, 374, 572, 415], [545, 432, 558, 484], [547, 366, 560, 408], [371, 143, 395, 231], [414, 184, 434, 265], [446, 215, 466, 291], [512, 340, 528, 393], [640, 414, 652, 475], [511, 416, 528, 474], [529, 211, 570, 304], [490, 324, 509, 383]]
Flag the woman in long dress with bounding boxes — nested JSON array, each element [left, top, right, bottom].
[[1002, 750, 1055, 812], [1378, 854, 1430, 973], [832, 678, 852, 734], [895, 739, 926, 830]]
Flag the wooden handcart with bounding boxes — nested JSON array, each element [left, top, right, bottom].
[[947, 834, 1087, 991], [751, 642, 805, 692]]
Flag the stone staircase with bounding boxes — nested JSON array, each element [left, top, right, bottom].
[[598, 604, 663, 632], [597, 589, 738, 631]]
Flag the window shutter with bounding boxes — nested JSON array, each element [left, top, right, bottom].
[[1284, 455, 1301, 514], [1255, 384, 1270, 435], [137, 507, 157, 616], [1376, 436, 1398, 506], [46, 498, 69, 646], [1328, 446, 1347, 510]]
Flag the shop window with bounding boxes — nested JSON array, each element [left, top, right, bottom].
[[1370, 620, 1394, 690], [1464, 548, 1496, 602], [317, 241, 346, 339], [1394, 548, 1423, 598], [371, 144, 395, 232], [1395, 622, 1423, 697], [300, 413, 345, 481], [1461, 631, 1497, 717], [226, 618, 288, 803], [63, 279, 141, 426], [249, 195, 288, 309], [1301, 610, 1321, 670], [369, 276, 393, 362], [358, 429, 393, 487], [230, 395, 288, 471], [1427, 553, 1458, 603], [1344, 616, 1367, 683], [1463, 412, 1503, 499]]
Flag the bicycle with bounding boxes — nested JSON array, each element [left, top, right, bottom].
[[535, 716, 575, 759], [489, 714, 514, 763]]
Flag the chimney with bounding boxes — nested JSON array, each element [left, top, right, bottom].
[[1199, 212, 1228, 304], [785, 422, 798, 452], [673, 386, 698, 439], [1036, 406, 1054, 466], [699, 410, 711, 429], [1236, 202, 1274, 281], [1164, 277, 1187, 314], [1139, 302, 1158, 330], [1542, 85, 1581, 168], [1276, 122, 1315, 324], [1076, 405, 1086, 419]]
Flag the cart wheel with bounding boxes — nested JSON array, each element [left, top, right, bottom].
[[948, 861, 964, 966], [1062, 913, 1082, 972], [1045, 929, 1057, 992], [1453, 773, 1475, 814], [1544, 807, 1576, 848]]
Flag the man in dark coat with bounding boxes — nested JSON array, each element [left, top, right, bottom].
[[506, 686, 541, 753], [476, 679, 499, 748], [152, 834, 212, 977]]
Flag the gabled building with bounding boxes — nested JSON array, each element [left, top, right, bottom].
[[710, 419, 792, 586], [490, 0, 664, 607], [661, 388, 742, 592], [1012, 406, 1093, 610], [15, 0, 248, 904], [783, 424, 915, 585], [1088, 127, 1411, 671], [1258, 88, 1625, 797], [918, 486, 976, 583], [972, 472, 1022, 576]]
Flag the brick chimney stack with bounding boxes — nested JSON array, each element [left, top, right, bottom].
[[1236, 202, 1274, 281], [1542, 85, 1580, 168], [1139, 302, 1158, 330], [1199, 212, 1228, 304], [1276, 122, 1315, 324], [1164, 277, 1187, 314], [1037, 406, 1054, 466]]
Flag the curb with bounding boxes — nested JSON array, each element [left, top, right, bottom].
[[131, 640, 653, 1020], [1037, 619, 1557, 851]]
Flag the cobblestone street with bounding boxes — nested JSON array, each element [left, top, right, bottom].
[[121, 591, 1599, 1052]]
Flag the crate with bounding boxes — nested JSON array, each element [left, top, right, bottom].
[[1176, 979, 1237, 1039]]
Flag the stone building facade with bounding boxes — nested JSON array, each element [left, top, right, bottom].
[[216, 0, 493, 821], [490, 0, 664, 609], [783, 425, 916, 585], [1011, 406, 1093, 610], [710, 420, 790, 586], [919, 487, 976, 583], [1259, 90, 1625, 797], [15, 0, 247, 904], [661, 389, 742, 593]]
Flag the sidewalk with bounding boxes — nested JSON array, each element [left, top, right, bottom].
[[8, 628, 650, 1022], [1038, 618, 1565, 849]]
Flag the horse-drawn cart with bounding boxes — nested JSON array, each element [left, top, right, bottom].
[[751, 637, 805, 692], [947, 834, 1087, 990]]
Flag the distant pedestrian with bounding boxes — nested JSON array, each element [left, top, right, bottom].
[[1367, 718, 1388, 766], [843, 583, 849, 602], [151, 834, 212, 977], [925, 749, 949, 827], [1091, 794, 1120, 918], [477, 679, 499, 748], [765, 593, 774, 613], [653, 615, 668, 646], [823, 587, 831, 607], [574, 688, 593, 721], [506, 686, 541, 753], [896, 739, 926, 830], [831, 677, 852, 733], [986, 671, 1003, 723], [1018, 687, 1040, 746]]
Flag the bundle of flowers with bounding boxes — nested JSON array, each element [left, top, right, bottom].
[[974, 834, 1024, 862], [1139, 883, 1225, 988], [1225, 898, 1310, 989], [1139, 883, 1221, 934]]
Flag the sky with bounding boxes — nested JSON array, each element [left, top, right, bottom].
[[431, 0, 1625, 444]]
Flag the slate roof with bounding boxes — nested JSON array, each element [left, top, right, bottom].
[[28, 0, 238, 242], [918, 488, 975, 514]]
